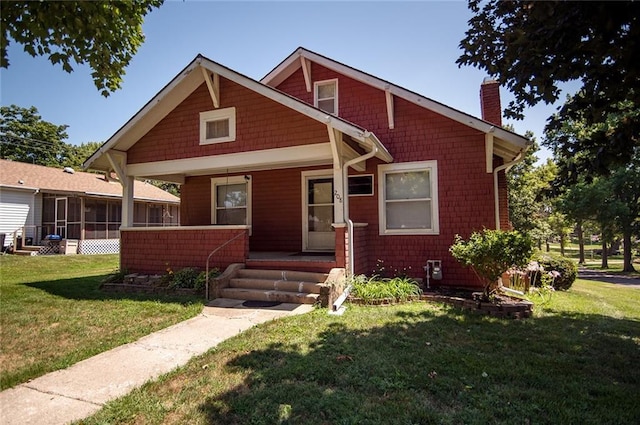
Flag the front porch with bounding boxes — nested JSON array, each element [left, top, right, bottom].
[[119, 225, 359, 275]]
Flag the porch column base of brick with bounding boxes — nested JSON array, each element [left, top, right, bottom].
[[333, 222, 369, 275]]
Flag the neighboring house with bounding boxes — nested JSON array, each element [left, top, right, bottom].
[[0, 159, 180, 254], [83, 47, 529, 289]]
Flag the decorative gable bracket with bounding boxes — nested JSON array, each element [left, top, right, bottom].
[[301, 55, 312, 93], [201, 68, 220, 108], [385, 88, 394, 130]]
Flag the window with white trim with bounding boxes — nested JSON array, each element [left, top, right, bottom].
[[314, 79, 338, 114], [200, 107, 236, 145], [211, 176, 251, 226], [378, 161, 439, 235]]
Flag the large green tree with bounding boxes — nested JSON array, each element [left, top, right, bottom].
[[507, 140, 557, 249], [0, 105, 70, 166], [458, 1, 640, 181], [1, 0, 163, 96]]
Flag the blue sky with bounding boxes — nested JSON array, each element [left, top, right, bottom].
[[1, 1, 575, 163]]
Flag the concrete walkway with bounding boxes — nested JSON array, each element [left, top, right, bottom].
[[0, 299, 313, 425]]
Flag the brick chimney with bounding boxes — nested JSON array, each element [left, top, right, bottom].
[[480, 77, 502, 126]]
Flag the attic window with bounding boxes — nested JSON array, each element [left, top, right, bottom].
[[314, 79, 338, 115], [200, 107, 236, 145]]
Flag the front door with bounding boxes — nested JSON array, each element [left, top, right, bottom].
[[303, 173, 334, 251]]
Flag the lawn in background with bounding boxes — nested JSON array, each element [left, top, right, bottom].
[[546, 242, 640, 276], [82, 279, 640, 425], [0, 254, 203, 390]]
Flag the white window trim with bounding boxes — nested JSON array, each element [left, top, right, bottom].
[[200, 107, 236, 145], [210, 176, 251, 229], [378, 160, 439, 235], [314, 79, 338, 115]]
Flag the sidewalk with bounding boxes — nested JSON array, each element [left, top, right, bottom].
[[578, 267, 640, 288], [0, 299, 313, 425]]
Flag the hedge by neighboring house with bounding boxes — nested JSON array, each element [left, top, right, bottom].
[[0, 159, 179, 254]]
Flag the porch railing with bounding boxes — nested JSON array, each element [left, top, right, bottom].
[[205, 230, 247, 300]]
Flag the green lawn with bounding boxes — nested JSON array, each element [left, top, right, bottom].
[[0, 254, 203, 390], [545, 243, 639, 276], [80, 279, 640, 425]]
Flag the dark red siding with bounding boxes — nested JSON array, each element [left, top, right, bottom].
[[127, 77, 328, 165], [121, 228, 248, 275], [276, 65, 496, 288], [122, 60, 506, 289]]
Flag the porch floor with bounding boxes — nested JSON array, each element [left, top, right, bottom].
[[248, 251, 335, 262]]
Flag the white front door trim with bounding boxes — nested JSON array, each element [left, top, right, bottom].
[[301, 169, 334, 252]]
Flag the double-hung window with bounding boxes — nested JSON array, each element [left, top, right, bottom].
[[314, 79, 338, 115], [378, 161, 439, 235], [200, 107, 236, 145], [211, 176, 251, 226]]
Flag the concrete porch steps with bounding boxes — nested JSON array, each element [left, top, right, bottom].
[[218, 268, 330, 305]]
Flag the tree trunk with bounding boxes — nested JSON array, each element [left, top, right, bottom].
[[601, 239, 609, 269], [577, 222, 585, 264], [622, 230, 636, 272], [546, 239, 550, 252], [560, 234, 566, 257], [608, 238, 621, 256]]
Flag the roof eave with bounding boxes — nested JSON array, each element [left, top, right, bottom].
[[86, 53, 394, 171]]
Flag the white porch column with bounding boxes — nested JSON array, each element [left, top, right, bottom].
[[105, 151, 134, 227], [121, 176, 134, 227], [327, 125, 344, 224]]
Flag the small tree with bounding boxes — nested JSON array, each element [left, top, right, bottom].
[[450, 229, 534, 299]]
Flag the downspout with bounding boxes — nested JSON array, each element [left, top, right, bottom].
[[342, 133, 378, 276], [493, 151, 524, 230]]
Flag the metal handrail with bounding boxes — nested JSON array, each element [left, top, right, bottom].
[[205, 230, 247, 300]]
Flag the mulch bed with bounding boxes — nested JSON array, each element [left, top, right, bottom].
[[421, 288, 533, 319], [349, 288, 533, 319]]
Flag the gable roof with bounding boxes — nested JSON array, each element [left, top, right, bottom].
[[0, 159, 179, 203], [83, 54, 393, 173], [262, 47, 530, 159]]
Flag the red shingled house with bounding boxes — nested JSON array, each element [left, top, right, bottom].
[[84, 47, 529, 300]]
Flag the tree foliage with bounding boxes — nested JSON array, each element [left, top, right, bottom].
[[507, 140, 557, 248], [1, 0, 163, 96], [458, 0, 640, 180], [0, 104, 70, 166]]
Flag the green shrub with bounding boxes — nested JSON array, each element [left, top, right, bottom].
[[531, 252, 577, 290], [450, 229, 533, 297], [194, 268, 220, 291], [350, 275, 422, 303], [167, 267, 202, 290]]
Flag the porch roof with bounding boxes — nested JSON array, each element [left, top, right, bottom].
[[83, 54, 393, 177]]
